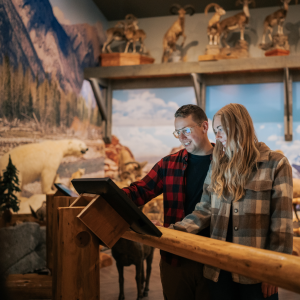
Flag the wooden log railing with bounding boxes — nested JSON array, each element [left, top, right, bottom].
[[123, 227, 300, 294]]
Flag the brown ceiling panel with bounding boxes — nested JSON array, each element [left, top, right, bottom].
[[93, 0, 285, 21]]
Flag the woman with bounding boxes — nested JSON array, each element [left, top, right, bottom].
[[172, 103, 293, 300]]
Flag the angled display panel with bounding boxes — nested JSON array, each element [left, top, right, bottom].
[[71, 178, 162, 237]]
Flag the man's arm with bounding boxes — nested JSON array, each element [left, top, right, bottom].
[[122, 159, 164, 207]]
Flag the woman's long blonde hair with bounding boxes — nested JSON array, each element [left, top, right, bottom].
[[211, 103, 260, 202]]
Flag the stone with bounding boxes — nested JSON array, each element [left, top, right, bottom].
[[0, 223, 40, 274]]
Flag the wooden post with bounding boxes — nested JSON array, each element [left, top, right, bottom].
[[46, 191, 74, 272], [48, 196, 77, 299], [55, 207, 100, 300]]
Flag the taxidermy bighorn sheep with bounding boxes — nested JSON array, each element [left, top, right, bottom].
[[205, 3, 226, 45], [123, 15, 147, 53], [218, 0, 255, 48], [162, 4, 195, 63], [261, 0, 298, 44], [102, 14, 146, 53]]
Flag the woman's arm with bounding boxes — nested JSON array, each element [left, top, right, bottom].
[[171, 168, 212, 234], [268, 156, 293, 254]]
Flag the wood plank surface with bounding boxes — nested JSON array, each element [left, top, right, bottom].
[[84, 56, 300, 79], [5, 274, 52, 299], [77, 195, 130, 248]]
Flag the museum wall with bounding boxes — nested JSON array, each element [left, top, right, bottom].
[[0, 0, 108, 212], [108, 4, 300, 63]]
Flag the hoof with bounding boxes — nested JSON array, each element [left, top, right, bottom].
[[143, 291, 148, 297]]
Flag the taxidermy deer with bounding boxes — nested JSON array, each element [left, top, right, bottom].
[[219, 0, 255, 48], [112, 238, 154, 300], [205, 3, 226, 45], [261, 0, 298, 44], [162, 4, 195, 63]]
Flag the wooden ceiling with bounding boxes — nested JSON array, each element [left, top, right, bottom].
[[93, 0, 288, 21]]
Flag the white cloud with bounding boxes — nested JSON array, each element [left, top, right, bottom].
[[277, 124, 282, 129], [267, 135, 279, 141], [274, 139, 300, 163], [260, 125, 265, 129], [52, 7, 71, 25], [153, 126, 174, 136], [112, 127, 171, 158], [296, 125, 300, 134], [113, 91, 179, 126]]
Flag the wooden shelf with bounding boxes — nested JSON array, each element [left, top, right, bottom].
[[85, 55, 300, 80]]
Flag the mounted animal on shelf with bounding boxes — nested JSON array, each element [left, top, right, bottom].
[[102, 14, 137, 53], [162, 4, 195, 63], [112, 238, 154, 300], [205, 3, 226, 46], [261, 0, 298, 45], [123, 15, 147, 53], [118, 147, 147, 183], [218, 0, 255, 48]]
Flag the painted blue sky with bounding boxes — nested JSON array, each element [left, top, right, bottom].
[[112, 83, 300, 177], [49, 0, 108, 28], [112, 88, 196, 161]]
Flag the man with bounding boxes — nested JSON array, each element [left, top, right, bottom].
[[123, 104, 213, 300]]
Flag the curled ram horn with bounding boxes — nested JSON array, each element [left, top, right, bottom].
[[125, 14, 137, 21], [183, 4, 195, 15], [204, 3, 221, 14], [170, 3, 182, 15]]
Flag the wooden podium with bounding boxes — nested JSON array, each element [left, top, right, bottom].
[[53, 192, 155, 300]]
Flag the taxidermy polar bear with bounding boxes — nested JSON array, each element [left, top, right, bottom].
[[0, 139, 88, 195]]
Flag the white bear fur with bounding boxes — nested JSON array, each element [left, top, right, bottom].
[[0, 139, 88, 195]]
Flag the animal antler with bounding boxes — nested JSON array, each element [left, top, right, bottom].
[[183, 4, 195, 15]]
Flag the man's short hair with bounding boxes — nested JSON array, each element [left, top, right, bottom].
[[174, 104, 208, 124]]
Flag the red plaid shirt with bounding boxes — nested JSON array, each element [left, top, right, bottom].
[[123, 148, 212, 266]]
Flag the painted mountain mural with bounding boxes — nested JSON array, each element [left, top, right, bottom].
[[0, 0, 106, 155], [0, 0, 105, 94]]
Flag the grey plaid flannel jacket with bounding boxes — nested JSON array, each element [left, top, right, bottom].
[[172, 142, 293, 284]]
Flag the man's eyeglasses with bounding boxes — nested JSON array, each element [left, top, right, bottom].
[[173, 124, 201, 139]]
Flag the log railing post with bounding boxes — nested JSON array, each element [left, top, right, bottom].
[[122, 227, 300, 294]]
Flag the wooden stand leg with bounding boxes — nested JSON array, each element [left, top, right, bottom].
[[50, 196, 77, 299], [46, 194, 77, 272], [55, 207, 100, 300]]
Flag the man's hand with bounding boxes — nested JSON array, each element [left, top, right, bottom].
[[261, 282, 278, 298], [151, 220, 163, 227]]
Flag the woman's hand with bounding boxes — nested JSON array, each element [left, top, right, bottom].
[[151, 220, 163, 227], [261, 282, 278, 298]]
